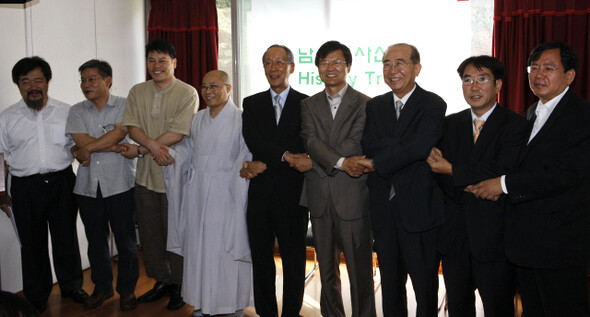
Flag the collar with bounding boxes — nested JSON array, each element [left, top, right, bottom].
[[471, 103, 497, 122], [392, 84, 417, 107], [536, 86, 569, 116], [270, 86, 291, 105]]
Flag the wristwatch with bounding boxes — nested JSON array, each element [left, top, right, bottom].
[[137, 145, 144, 158]]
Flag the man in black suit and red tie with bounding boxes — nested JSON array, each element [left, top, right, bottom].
[[427, 55, 527, 316], [241, 44, 310, 317], [468, 41, 590, 316], [360, 43, 446, 316]]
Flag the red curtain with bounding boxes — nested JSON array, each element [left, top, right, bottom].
[[148, 0, 219, 110], [492, 0, 590, 115]]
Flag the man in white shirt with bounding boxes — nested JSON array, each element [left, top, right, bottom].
[[0, 56, 87, 313], [467, 41, 590, 316]]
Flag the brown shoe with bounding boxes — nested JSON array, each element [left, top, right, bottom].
[[120, 293, 137, 311], [83, 289, 114, 310]]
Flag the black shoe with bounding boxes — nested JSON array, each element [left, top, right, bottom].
[[61, 288, 89, 303], [83, 289, 114, 310], [31, 300, 47, 314], [120, 293, 137, 311], [166, 284, 185, 310], [137, 281, 168, 303]]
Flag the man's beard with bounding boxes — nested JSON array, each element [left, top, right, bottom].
[[25, 90, 44, 110]]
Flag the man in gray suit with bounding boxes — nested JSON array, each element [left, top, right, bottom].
[[300, 40, 376, 317]]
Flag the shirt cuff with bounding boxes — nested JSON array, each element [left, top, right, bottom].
[[281, 151, 288, 162], [500, 175, 508, 194], [335, 157, 345, 169]]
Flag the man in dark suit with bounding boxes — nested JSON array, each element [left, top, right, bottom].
[[467, 41, 590, 316], [427, 55, 526, 316], [241, 44, 310, 317], [300, 40, 376, 317], [360, 43, 446, 317]]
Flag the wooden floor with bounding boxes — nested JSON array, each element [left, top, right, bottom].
[[30, 251, 467, 317]]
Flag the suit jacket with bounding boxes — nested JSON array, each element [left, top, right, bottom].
[[242, 88, 309, 209], [300, 85, 370, 220], [436, 105, 527, 262], [361, 84, 446, 233], [505, 89, 590, 268]]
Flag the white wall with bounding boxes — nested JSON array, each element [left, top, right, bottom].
[[0, 0, 145, 292]]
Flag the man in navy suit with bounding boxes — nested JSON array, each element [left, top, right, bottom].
[[468, 41, 590, 316], [427, 55, 526, 316], [241, 44, 310, 317], [360, 43, 446, 316]]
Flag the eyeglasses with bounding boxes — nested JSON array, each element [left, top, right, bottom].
[[318, 59, 348, 68], [383, 60, 410, 71], [263, 60, 291, 68], [527, 65, 561, 74], [19, 78, 45, 87], [462, 76, 490, 86], [200, 83, 228, 91], [80, 76, 101, 84]]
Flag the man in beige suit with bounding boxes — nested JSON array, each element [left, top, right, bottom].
[[300, 40, 376, 317]]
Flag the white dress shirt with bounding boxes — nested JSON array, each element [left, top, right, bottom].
[[0, 97, 74, 177], [500, 87, 569, 193]]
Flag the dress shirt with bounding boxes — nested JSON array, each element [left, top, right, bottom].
[[500, 87, 569, 193], [66, 94, 135, 198], [0, 97, 74, 177], [392, 84, 417, 112], [270, 86, 291, 113], [326, 85, 348, 169], [470, 104, 496, 134]]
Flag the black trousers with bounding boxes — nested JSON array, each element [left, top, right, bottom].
[[375, 207, 439, 317], [246, 192, 308, 317], [78, 186, 138, 294], [11, 166, 83, 303]]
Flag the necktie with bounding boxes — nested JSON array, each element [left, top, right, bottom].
[[395, 100, 403, 119], [473, 119, 485, 143], [274, 95, 282, 124]]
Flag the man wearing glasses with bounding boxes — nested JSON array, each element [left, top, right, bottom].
[[66, 59, 139, 311], [467, 42, 590, 316], [241, 45, 310, 317], [360, 43, 446, 316], [426, 55, 526, 316], [164, 70, 252, 317], [300, 40, 376, 317], [122, 38, 198, 310]]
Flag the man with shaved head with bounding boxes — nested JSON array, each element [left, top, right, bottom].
[[164, 70, 253, 317]]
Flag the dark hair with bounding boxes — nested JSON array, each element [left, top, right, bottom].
[[79, 59, 113, 78], [527, 41, 578, 72], [314, 41, 352, 67], [12, 56, 52, 85], [145, 38, 176, 59], [262, 44, 294, 64], [457, 55, 505, 81]]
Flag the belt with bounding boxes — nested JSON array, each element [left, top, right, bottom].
[[15, 166, 72, 180]]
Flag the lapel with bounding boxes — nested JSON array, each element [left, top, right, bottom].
[[521, 89, 572, 159], [471, 105, 504, 158], [395, 84, 425, 134], [278, 88, 296, 128], [457, 109, 475, 157], [330, 86, 358, 141], [312, 90, 334, 135]]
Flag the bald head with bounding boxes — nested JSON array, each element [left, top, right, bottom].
[[201, 70, 232, 113]]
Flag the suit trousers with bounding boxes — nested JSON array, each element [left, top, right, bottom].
[[310, 196, 375, 317], [78, 186, 139, 294], [11, 166, 83, 303], [517, 265, 590, 316], [441, 226, 516, 317], [374, 205, 439, 317], [134, 184, 183, 285], [247, 191, 308, 317]]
